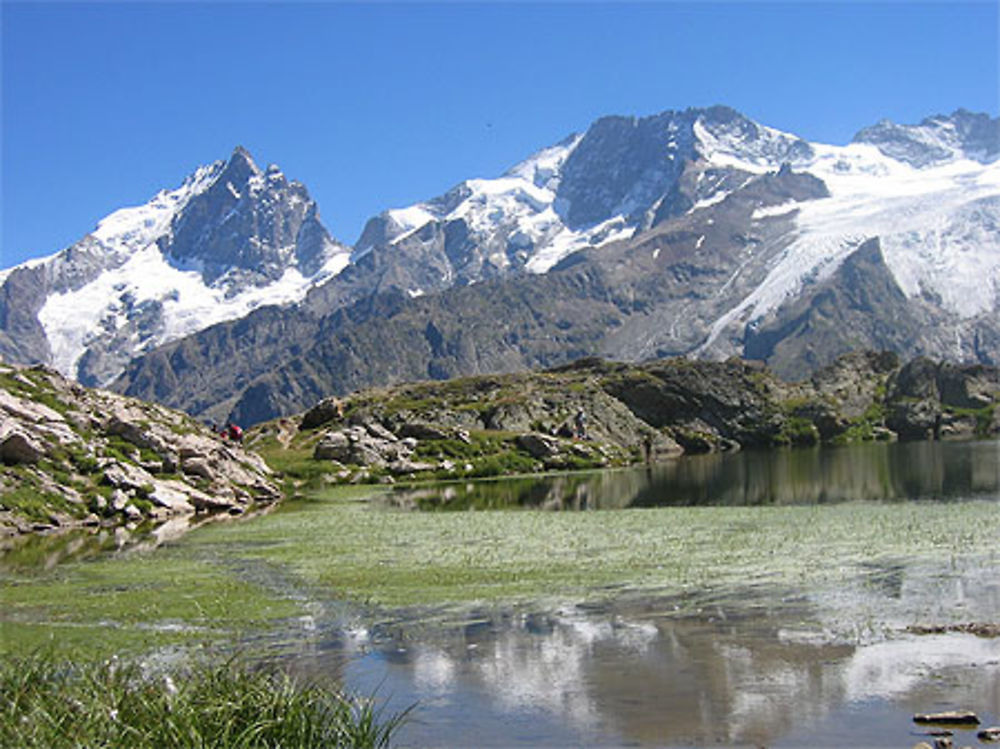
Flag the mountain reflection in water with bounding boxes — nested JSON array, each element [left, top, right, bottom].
[[388, 440, 1000, 511], [292, 584, 1000, 748]]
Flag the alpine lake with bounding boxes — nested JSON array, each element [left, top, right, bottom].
[[2, 439, 999, 748]]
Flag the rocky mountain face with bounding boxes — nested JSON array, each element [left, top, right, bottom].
[[0, 147, 351, 388], [0, 362, 280, 537], [255, 351, 1000, 487], [5, 107, 998, 426], [351, 105, 815, 287]]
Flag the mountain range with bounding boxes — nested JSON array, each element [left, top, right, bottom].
[[2, 105, 997, 425]]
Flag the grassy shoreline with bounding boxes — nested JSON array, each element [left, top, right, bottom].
[[0, 653, 408, 749]]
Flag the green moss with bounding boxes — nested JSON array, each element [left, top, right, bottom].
[[103, 434, 139, 462], [943, 403, 996, 436], [185, 485, 1000, 611], [256, 444, 330, 490], [465, 451, 538, 478], [774, 416, 820, 447], [831, 401, 888, 445]]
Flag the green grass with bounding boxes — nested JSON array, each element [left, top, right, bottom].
[[188, 486, 1000, 612], [831, 401, 889, 444], [1, 545, 303, 659], [943, 403, 996, 436], [0, 467, 86, 523], [773, 416, 820, 447], [0, 653, 408, 749]]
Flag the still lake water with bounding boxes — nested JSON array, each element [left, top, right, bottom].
[[309, 440, 999, 748], [386, 439, 1000, 511], [5, 440, 1000, 747]]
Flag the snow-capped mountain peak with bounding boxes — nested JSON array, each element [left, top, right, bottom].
[[852, 109, 1000, 168], [6, 105, 999, 419], [359, 106, 824, 278], [1, 146, 351, 386], [692, 107, 814, 172]]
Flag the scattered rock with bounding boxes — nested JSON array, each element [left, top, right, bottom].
[[110, 489, 130, 512], [147, 483, 195, 514], [313, 431, 350, 461], [180, 455, 214, 480], [123, 504, 144, 522], [362, 420, 397, 442], [1, 363, 280, 536], [914, 711, 980, 726], [397, 422, 453, 441], [978, 727, 1000, 742], [103, 461, 156, 493], [300, 397, 346, 430], [388, 459, 437, 475], [516, 433, 563, 460], [0, 387, 64, 424], [907, 623, 1000, 638]]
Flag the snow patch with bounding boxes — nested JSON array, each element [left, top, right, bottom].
[[387, 205, 437, 234], [752, 202, 799, 220], [692, 190, 731, 210], [525, 216, 634, 273]]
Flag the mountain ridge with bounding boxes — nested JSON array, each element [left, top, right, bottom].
[[3, 105, 998, 425]]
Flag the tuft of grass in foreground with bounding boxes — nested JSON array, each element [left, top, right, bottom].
[[0, 653, 409, 749]]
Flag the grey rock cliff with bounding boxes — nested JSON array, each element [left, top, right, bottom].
[[0, 362, 280, 537]]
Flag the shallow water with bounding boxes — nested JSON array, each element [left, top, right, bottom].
[[4, 440, 999, 747], [291, 600, 1000, 748]]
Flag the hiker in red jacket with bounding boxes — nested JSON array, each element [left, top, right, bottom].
[[227, 423, 243, 443]]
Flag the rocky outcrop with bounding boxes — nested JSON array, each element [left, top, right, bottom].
[[273, 352, 999, 484], [0, 363, 280, 537], [885, 357, 1000, 440]]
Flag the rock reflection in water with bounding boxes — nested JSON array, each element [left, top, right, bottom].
[[389, 440, 1000, 511], [0, 513, 244, 574]]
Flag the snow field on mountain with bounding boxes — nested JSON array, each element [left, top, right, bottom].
[[699, 141, 1000, 352], [92, 164, 223, 255], [38, 239, 351, 379]]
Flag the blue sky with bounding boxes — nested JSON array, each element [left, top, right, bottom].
[[2, 1, 997, 269]]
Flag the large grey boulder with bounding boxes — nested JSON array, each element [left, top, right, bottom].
[[516, 433, 563, 460], [313, 422, 416, 468], [0, 429, 46, 465]]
